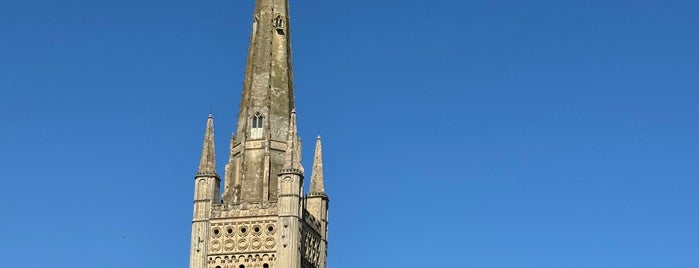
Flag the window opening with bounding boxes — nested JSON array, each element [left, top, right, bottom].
[[252, 113, 263, 128], [250, 113, 264, 139], [274, 16, 284, 28], [274, 16, 285, 35]]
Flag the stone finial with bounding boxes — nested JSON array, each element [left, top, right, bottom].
[[197, 114, 217, 176], [310, 135, 324, 193]]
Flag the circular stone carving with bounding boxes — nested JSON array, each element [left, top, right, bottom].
[[239, 225, 249, 237], [211, 240, 221, 252], [252, 225, 262, 236], [225, 226, 235, 237], [212, 227, 222, 238], [237, 238, 249, 250], [265, 224, 276, 235], [264, 237, 276, 249], [224, 239, 235, 251], [251, 237, 262, 249]]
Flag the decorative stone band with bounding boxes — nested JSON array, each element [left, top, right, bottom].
[[195, 171, 220, 178], [278, 168, 303, 176], [306, 192, 328, 199], [212, 202, 278, 211]]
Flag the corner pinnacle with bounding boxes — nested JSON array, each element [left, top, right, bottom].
[[197, 114, 217, 176], [310, 135, 324, 193], [284, 109, 301, 171]]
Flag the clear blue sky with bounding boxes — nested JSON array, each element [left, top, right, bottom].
[[0, 0, 697, 267]]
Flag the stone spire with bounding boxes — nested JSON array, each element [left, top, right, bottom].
[[222, 0, 297, 203], [283, 109, 301, 171], [309, 135, 324, 193], [197, 114, 217, 176], [235, 0, 295, 139]]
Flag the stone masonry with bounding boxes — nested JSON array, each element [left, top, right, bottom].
[[188, 1, 329, 268]]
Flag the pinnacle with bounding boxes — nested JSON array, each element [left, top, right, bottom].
[[310, 135, 324, 193], [197, 114, 218, 177]]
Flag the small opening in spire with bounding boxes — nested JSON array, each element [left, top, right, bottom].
[[273, 16, 284, 28], [274, 15, 285, 35]]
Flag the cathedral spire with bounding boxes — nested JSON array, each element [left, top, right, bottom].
[[235, 0, 295, 140], [196, 114, 217, 176], [222, 0, 297, 203], [310, 135, 324, 193], [189, 1, 330, 267]]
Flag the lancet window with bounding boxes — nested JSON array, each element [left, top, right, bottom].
[[274, 15, 285, 35], [251, 112, 264, 139]]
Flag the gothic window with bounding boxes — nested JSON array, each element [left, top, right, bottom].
[[251, 113, 263, 139], [273, 16, 284, 28], [274, 16, 285, 35], [252, 113, 263, 128]]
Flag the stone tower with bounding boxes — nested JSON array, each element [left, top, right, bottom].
[[188, 0, 329, 268]]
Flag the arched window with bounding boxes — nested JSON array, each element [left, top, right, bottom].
[[252, 113, 263, 128], [250, 113, 263, 139], [273, 16, 284, 28], [274, 15, 285, 35], [263, 264, 269, 268], [239, 265, 245, 268]]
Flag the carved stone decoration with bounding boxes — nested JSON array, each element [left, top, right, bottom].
[[224, 238, 235, 251], [251, 237, 262, 250], [252, 225, 263, 236], [237, 238, 248, 250], [264, 237, 276, 249], [225, 226, 235, 237], [211, 239, 222, 252], [239, 225, 249, 237], [265, 224, 276, 235], [212, 227, 222, 238]]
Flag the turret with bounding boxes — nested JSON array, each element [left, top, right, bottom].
[[277, 110, 303, 268], [189, 114, 221, 268]]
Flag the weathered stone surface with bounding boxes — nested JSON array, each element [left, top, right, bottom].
[[189, 1, 329, 268]]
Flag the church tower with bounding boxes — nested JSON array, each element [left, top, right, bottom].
[[188, 1, 329, 268]]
